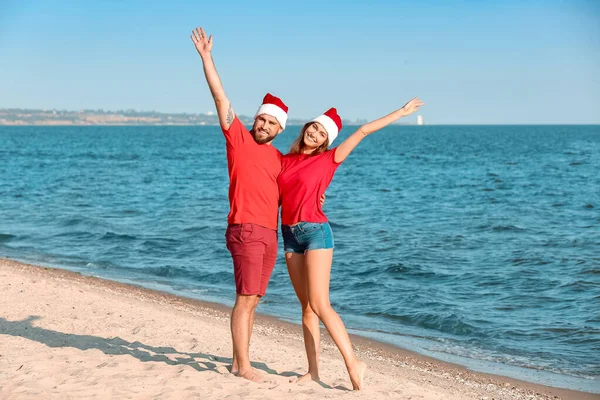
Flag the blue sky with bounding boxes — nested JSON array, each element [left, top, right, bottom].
[[1, 0, 598, 124]]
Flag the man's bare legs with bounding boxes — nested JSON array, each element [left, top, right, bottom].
[[231, 295, 260, 374], [285, 252, 320, 383], [230, 294, 263, 382], [305, 249, 367, 390]]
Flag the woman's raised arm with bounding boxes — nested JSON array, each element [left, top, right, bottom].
[[334, 97, 424, 163]]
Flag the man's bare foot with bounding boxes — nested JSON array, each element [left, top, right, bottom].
[[237, 368, 264, 383], [290, 371, 319, 384], [348, 361, 367, 390]]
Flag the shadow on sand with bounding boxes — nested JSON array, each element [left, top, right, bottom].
[[0, 315, 335, 389]]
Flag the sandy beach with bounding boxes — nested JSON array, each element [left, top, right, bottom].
[[0, 258, 597, 400]]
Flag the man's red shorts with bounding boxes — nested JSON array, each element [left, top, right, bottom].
[[225, 223, 278, 297]]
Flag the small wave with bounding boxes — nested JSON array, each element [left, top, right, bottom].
[[476, 224, 526, 233], [0, 233, 16, 243], [511, 257, 551, 266], [145, 265, 183, 278], [328, 222, 348, 229], [426, 341, 600, 380], [383, 262, 438, 279], [108, 154, 140, 161], [101, 232, 138, 241], [74, 152, 140, 161], [366, 311, 481, 337], [141, 237, 181, 250], [540, 326, 599, 335], [182, 226, 209, 233], [58, 217, 85, 227], [385, 263, 409, 274], [86, 261, 117, 270], [118, 264, 233, 284], [442, 234, 465, 242], [352, 265, 381, 277], [582, 268, 600, 275], [559, 280, 600, 289], [51, 230, 97, 239], [374, 245, 398, 252], [348, 280, 379, 290], [561, 337, 600, 345], [492, 225, 526, 232]]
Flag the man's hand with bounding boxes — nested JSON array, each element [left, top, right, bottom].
[[190, 26, 233, 129], [191, 27, 213, 58], [320, 194, 326, 206]]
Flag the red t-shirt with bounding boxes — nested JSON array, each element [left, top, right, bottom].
[[222, 117, 282, 230], [278, 148, 342, 225]]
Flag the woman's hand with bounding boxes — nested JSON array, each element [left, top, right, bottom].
[[191, 27, 213, 58], [400, 97, 425, 117], [320, 194, 326, 206]]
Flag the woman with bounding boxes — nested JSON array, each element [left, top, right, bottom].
[[278, 97, 424, 390]]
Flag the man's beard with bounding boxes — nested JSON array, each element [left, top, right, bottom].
[[251, 129, 277, 144]]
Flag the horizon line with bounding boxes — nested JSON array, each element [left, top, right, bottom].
[[2, 123, 599, 127], [1, 108, 599, 126]]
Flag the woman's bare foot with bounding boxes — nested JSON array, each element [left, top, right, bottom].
[[290, 371, 319, 384], [237, 368, 264, 383], [348, 360, 367, 390]]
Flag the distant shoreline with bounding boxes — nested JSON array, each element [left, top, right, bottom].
[[0, 108, 370, 127], [2, 109, 598, 126]]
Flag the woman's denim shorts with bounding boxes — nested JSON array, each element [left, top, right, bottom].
[[281, 222, 334, 254]]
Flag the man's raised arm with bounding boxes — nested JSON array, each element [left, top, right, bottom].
[[191, 27, 235, 130]]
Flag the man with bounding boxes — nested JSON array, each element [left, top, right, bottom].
[[191, 27, 287, 382]]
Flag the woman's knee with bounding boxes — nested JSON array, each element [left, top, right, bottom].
[[301, 302, 317, 318], [308, 299, 331, 318]]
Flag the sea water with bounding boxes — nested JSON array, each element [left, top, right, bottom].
[[1, 125, 598, 392]]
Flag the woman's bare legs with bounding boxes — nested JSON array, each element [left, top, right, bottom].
[[304, 249, 367, 390], [285, 252, 321, 382]]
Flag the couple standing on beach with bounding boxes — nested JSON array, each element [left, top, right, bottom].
[[191, 26, 423, 390]]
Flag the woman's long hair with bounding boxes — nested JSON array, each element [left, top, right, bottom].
[[289, 122, 330, 155]]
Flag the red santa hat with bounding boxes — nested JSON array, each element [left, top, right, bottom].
[[254, 93, 289, 129], [311, 108, 342, 145]]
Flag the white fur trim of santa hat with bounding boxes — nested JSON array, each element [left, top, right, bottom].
[[312, 115, 339, 145], [255, 104, 288, 129]]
